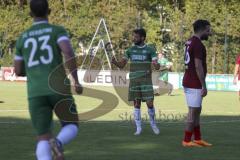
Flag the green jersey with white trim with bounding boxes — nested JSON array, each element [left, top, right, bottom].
[[15, 21, 71, 98], [124, 44, 157, 80]]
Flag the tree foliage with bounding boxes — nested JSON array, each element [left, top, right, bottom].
[[0, 0, 239, 74]]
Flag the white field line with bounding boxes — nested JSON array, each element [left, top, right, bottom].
[[0, 110, 28, 112], [0, 109, 176, 112], [0, 119, 240, 125], [0, 109, 239, 114]]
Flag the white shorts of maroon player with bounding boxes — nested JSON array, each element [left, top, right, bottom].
[[184, 87, 202, 108]]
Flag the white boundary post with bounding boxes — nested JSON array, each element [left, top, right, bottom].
[[80, 18, 116, 70]]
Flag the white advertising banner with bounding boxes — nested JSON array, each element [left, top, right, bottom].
[[0, 68, 237, 91]]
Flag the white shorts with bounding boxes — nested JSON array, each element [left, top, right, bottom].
[[184, 87, 202, 108]]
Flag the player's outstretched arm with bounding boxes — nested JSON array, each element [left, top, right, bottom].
[[14, 59, 25, 76], [58, 40, 83, 94], [111, 57, 127, 69]]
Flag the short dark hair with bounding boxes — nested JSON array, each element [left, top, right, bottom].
[[193, 19, 210, 33], [30, 0, 49, 17], [133, 28, 146, 38]]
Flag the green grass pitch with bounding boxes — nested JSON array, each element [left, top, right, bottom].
[[0, 81, 240, 160]]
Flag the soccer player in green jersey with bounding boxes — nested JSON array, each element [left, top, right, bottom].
[[112, 28, 160, 135], [14, 0, 82, 159], [157, 52, 173, 96]]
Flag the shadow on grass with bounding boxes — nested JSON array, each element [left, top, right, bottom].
[[0, 115, 239, 160]]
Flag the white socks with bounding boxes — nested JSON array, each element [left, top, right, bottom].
[[36, 124, 78, 160], [148, 107, 156, 126], [148, 107, 160, 135], [134, 108, 142, 135], [36, 140, 52, 160], [134, 108, 141, 129], [57, 124, 78, 145], [134, 108, 157, 127]]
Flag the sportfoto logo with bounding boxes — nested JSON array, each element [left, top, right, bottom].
[[49, 19, 172, 121], [118, 110, 187, 123]]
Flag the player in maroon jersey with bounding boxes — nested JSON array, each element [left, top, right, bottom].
[[182, 19, 212, 147], [233, 54, 240, 101]]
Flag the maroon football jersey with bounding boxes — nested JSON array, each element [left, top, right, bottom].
[[236, 55, 240, 80], [183, 36, 207, 89]]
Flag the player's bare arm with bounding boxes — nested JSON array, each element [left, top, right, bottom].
[[159, 66, 168, 71], [158, 64, 169, 71], [112, 57, 127, 69], [58, 40, 83, 94], [152, 59, 160, 70], [14, 60, 25, 76], [233, 64, 239, 85], [195, 58, 207, 97]]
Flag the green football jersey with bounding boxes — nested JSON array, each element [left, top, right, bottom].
[[158, 57, 169, 81], [124, 44, 157, 80], [15, 21, 71, 98]]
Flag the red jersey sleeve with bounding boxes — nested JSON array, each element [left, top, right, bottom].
[[236, 55, 240, 65]]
